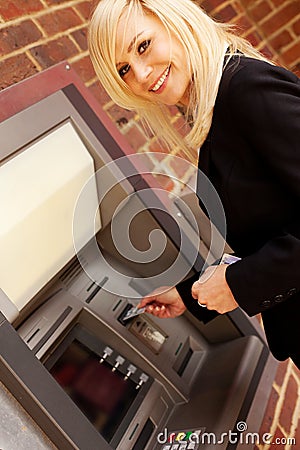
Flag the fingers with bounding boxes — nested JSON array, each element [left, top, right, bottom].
[[136, 296, 167, 317], [137, 298, 151, 309], [137, 286, 184, 319], [191, 280, 200, 299], [137, 294, 158, 308], [198, 265, 217, 283], [146, 304, 166, 315], [191, 280, 207, 307], [191, 265, 218, 300]]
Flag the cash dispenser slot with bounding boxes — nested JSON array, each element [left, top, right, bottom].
[[132, 419, 156, 450], [173, 337, 205, 380], [175, 346, 193, 377]]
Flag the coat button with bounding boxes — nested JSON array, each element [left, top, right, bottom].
[[261, 299, 272, 308], [287, 288, 297, 297], [274, 294, 284, 303]]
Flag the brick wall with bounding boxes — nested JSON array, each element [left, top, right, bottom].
[[0, 0, 299, 447]]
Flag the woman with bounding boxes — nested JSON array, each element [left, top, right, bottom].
[[88, 0, 300, 368]]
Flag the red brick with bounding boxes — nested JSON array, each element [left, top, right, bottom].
[[275, 360, 289, 387], [214, 4, 238, 22], [71, 55, 96, 83], [37, 8, 82, 36], [245, 31, 263, 47], [0, 53, 38, 90], [140, 121, 156, 139], [0, 20, 42, 54], [75, 1, 93, 21], [71, 27, 88, 51], [124, 125, 148, 152], [292, 63, 300, 77], [270, 30, 293, 52], [279, 375, 298, 432], [272, 427, 286, 448], [261, 3, 300, 37], [240, 0, 254, 7], [293, 17, 300, 35], [201, 0, 227, 13], [281, 41, 300, 66], [271, 0, 287, 7], [169, 153, 191, 179], [153, 174, 175, 192], [0, 0, 44, 20], [173, 116, 191, 138], [295, 418, 300, 447], [106, 103, 135, 128], [235, 15, 253, 34], [168, 104, 180, 117], [30, 36, 78, 68], [149, 140, 170, 155], [44, 0, 70, 4], [260, 45, 274, 59], [249, 1, 273, 23], [88, 80, 111, 107], [232, 1, 245, 15], [259, 387, 279, 436], [148, 146, 169, 162]]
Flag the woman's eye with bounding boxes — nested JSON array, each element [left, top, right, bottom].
[[138, 40, 151, 54], [119, 64, 130, 78]]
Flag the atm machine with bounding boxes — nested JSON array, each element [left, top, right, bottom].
[[0, 63, 276, 450]]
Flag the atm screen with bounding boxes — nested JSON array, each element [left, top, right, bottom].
[[0, 121, 101, 311]]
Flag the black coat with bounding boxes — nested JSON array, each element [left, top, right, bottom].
[[177, 55, 300, 366]]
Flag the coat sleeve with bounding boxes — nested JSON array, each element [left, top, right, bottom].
[[225, 60, 300, 316]]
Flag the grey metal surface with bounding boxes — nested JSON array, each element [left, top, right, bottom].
[[0, 381, 57, 450]]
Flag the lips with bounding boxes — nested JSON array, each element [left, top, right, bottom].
[[149, 66, 170, 92]]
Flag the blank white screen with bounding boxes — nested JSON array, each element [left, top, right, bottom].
[[0, 122, 101, 310]]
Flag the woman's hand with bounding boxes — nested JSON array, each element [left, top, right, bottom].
[[191, 265, 239, 314], [137, 286, 186, 319]]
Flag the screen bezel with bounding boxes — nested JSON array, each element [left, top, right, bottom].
[[0, 87, 136, 321]]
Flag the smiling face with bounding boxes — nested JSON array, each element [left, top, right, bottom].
[[115, 10, 192, 106]]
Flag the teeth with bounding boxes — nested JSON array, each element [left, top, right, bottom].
[[151, 67, 170, 92]]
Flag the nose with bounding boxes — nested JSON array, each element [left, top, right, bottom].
[[132, 60, 152, 84]]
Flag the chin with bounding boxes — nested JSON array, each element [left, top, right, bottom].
[[161, 95, 185, 106]]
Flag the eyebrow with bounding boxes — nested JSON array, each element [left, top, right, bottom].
[[128, 31, 144, 53], [116, 31, 145, 69]]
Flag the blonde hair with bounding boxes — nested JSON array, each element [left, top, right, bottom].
[[88, 0, 269, 160]]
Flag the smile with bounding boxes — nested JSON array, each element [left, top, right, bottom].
[[150, 66, 170, 92]]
